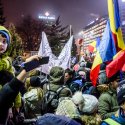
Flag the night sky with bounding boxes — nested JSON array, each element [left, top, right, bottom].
[[2, 0, 108, 34]]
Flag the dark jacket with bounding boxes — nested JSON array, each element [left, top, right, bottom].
[[98, 86, 119, 119], [0, 78, 23, 124]]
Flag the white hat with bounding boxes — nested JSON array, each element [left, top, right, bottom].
[[82, 94, 98, 114]]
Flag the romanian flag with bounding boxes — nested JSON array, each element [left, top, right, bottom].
[[106, 0, 125, 78], [90, 21, 116, 86], [87, 41, 96, 53], [106, 50, 125, 77], [87, 38, 100, 53], [108, 0, 125, 51]]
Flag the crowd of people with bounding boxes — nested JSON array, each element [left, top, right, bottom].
[[0, 26, 125, 125]]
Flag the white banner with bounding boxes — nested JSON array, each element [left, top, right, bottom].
[[38, 32, 73, 74], [56, 36, 73, 69]]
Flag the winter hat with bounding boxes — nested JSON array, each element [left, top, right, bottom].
[[98, 70, 107, 84], [72, 91, 85, 111], [79, 61, 86, 67], [117, 80, 125, 105], [0, 26, 11, 46], [49, 66, 64, 85], [30, 76, 41, 87], [82, 94, 98, 114]]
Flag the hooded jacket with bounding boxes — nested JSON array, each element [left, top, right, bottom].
[[98, 86, 119, 119], [0, 26, 14, 75], [43, 66, 72, 97]]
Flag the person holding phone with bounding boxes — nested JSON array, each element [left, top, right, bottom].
[[0, 55, 48, 125]]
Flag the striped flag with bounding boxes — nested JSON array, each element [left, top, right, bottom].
[[90, 21, 116, 86], [106, 0, 125, 78]]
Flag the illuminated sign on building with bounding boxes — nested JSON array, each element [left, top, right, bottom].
[[38, 15, 56, 20]]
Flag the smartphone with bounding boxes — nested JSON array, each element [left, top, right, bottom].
[[22, 56, 49, 72], [39, 56, 49, 64]]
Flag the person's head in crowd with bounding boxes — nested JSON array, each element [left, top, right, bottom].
[[49, 66, 65, 85], [77, 67, 87, 82], [117, 80, 125, 110], [72, 91, 99, 114], [29, 75, 48, 88], [72, 91, 85, 111], [84, 56, 91, 62], [79, 61, 86, 68], [64, 68, 74, 83], [108, 72, 120, 90], [82, 94, 98, 114], [98, 70, 107, 85], [98, 70, 119, 86], [0, 26, 11, 55], [77, 67, 86, 78], [97, 71, 119, 94], [100, 63, 107, 70]]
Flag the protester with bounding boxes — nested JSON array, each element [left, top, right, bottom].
[[43, 66, 72, 97], [64, 68, 74, 85], [80, 94, 101, 125], [64, 68, 81, 93], [101, 79, 125, 125], [41, 66, 72, 114], [98, 72, 119, 119], [56, 91, 84, 118], [0, 26, 14, 74], [0, 26, 23, 123], [56, 91, 84, 124], [0, 55, 41, 125], [0, 70, 22, 124]]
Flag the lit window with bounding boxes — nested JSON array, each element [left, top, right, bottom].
[[122, 21, 125, 25]]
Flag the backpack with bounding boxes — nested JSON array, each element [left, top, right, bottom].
[[23, 88, 43, 118], [56, 98, 81, 120], [41, 85, 69, 114]]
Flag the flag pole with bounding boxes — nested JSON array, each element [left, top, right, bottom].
[[69, 25, 72, 37]]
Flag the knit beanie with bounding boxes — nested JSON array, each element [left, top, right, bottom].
[[0, 26, 11, 46], [117, 80, 125, 105]]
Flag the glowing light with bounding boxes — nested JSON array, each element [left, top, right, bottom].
[[122, 0, 125, 2], [45, 12, 50, 17]]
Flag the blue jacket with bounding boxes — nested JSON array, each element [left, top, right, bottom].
[[36, 113, 81, 125], [101, 108, 125, 125]]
